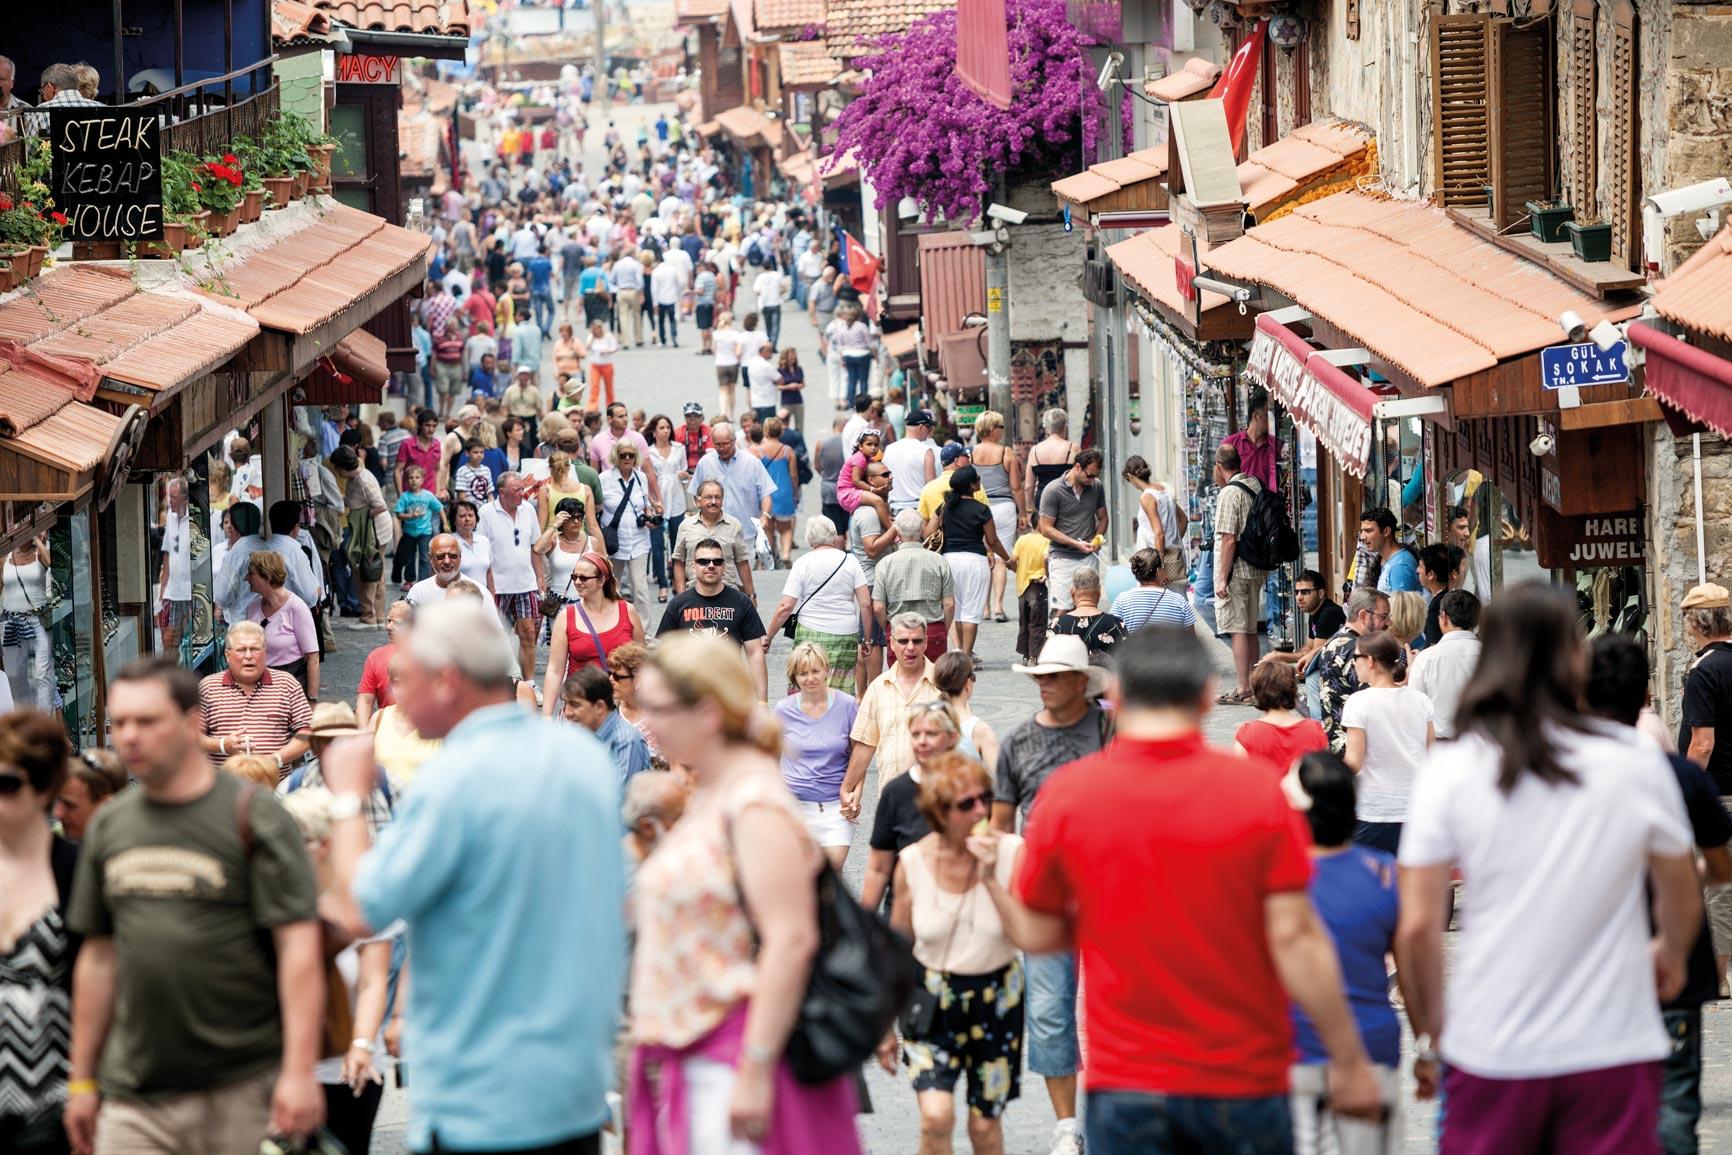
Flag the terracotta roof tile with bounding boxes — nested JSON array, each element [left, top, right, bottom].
[[0, 368, 122, 474], [675, 0, 730, 21], [1108, 225, 1231, 316], [827, 0, 949, 60], [400, 110, 441, 179], [200, 202, 432, 335], [1652, 223, 1732, 344], [304, 0, 470, 36], [1051, 147, 1167, 208], [715, 104, 776, 146], [756, 0, 824, 32], [1203, 190, 1624, 388], [779, 41, 841, 86], [1236, 119, 1376, 220], [272, 0, 342, 46], [1146, 58, 1221, 102], [0, 266, 259, 395]]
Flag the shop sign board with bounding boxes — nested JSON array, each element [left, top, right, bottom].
[[337, 54, 402, 85], [1247, 314, 1376, 478], [1539, 510, 1646, 568], [48, 107, 164, 242], [1540, 340, 1630, 391]]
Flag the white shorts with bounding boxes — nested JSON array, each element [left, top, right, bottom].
[[684, 1056, 761, 1155], [989, 499, 1017, 558], [1047, 552, 1100, 613], [946, 552, 991, 624], [798, 797, 857, 848]]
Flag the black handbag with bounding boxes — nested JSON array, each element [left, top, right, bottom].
[[729, 825, 923, 1085], [783, 552, 850, 640], [601, 474, 637, 557]]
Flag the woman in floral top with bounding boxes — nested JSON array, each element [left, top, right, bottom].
[[630, 634, 862, 1154]]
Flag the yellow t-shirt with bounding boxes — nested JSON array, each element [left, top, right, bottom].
[[1012, 532, 1049, 597], [916, 469, 991, 520], [372, 705, 443, 789]]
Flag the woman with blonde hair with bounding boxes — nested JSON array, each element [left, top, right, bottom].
[[971, 411, 1025, 623], [243, 549, 320, 696], [882, 752, 1027, 1153], [1387, 589, 1428, 659], [537, 450, 592, 526], [774, 641, 860, 868], [631, 634, 861, 1153], [222, 753, 279, 789], [932, 651, 998, 768], [861, 699, 962, 914], [604, 641, 658, 760]]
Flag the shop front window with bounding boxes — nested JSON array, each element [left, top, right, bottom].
[[1441, 470, 1547, 602]]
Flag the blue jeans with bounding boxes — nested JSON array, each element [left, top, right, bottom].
[[532, 290, 556, 337], [649, 512, 683, 590], [1661, 1008, 1702, 1155], [762, 304, 782, 347], [1024, 951, 1078, 1077], [1086, 1089, 1292, 1155], [844, 355, 872, 404]]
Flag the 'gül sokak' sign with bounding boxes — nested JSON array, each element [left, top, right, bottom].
[[48, 107, 164, 242]]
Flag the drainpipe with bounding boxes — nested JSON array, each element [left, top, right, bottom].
[[1695, 433, 1707, 586]]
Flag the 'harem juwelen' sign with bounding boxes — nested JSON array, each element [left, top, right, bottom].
[[49, 107, 164, 242]]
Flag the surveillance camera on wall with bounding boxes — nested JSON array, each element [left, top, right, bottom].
[[1645, 177, 1732, 217], [1530, 432, 1555, 458], [1559, 312, 1586, 342], [985, 203, 1028, 226]]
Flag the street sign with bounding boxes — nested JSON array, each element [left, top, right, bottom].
[[1540, 340, 1629, 391]]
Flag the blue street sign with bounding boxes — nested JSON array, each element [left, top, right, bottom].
[[1063, 202, 1073, 233], [1540, 340, 1630, 390]]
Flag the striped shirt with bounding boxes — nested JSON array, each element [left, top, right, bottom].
[[1112, 585, 1198, 631], [198, 669, 313, 767], [826, 319, 876, 357]]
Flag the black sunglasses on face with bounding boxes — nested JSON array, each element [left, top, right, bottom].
[[946, 791, 992, 813], [694, 557, 725, 567]]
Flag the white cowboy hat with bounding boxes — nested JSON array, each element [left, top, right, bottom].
[[1011, 635, 1110, 698]]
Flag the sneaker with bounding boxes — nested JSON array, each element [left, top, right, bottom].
[[345, 620, 375, 631], [1049, 1120, 1082, 1155]]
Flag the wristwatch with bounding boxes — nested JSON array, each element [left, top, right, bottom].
[[329, 793, 366, 824], [1414, 1033, 1440, 1064], [350, 1038, 378, 1054]]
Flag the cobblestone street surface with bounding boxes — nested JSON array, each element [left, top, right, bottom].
[[319, 100, 1732, 1155]]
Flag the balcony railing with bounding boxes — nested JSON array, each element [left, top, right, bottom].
[[0, 58, 278, 199]]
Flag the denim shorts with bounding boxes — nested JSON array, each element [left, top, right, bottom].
[[1024, 950, 1078, 1078], [1086, 1089, 1292, 1155]]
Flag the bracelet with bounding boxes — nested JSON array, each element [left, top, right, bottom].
[[219, 737, 228, 756], [741, 1043, 776, 1066], [350, 1039, 378, 1054], [67, 1079, 99, 1097]]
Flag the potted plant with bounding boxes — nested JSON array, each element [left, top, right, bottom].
[[146, 153, 202, 257], [232, 138, 267, 220], [0, 193, 59, 284], [16, 138, 61, 274], [1565, 218, 1612, 263], [1526, 199, 1574, 244], [197, 152, 246, 237]]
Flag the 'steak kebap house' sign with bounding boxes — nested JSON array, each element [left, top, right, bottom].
[[49, 107, 164, 242]]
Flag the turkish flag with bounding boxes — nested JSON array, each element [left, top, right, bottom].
[[839, 227, 883, 318], [1207, 19, 1266, 157]]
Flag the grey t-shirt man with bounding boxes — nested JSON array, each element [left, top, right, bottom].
[[994, 705, 1112, 822], [848, 505, 884, 586], [1039, 478, 1105, 561]]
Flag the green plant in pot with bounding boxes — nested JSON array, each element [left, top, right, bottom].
[[1525, 199, 1574, 244], [197, 152, 246, 235], [1564, 218, 1612, 263]]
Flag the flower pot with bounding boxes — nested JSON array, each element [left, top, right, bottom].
[[291, 171, 309, 200], [0, 262, 17, 293], [1526, 200, 1574, 244], [212, 207, 241, 237], [25, 245, 47, 278], [1483, 185, 1495, 216], [263, 176, 294, 209], [243, 190, 264, 221], [140, 220, 189, 259], [1565, 220, 1612, 264], [183, 211, 210, 249], [73, 240, 126, 261], [309, 144, 335, 193]]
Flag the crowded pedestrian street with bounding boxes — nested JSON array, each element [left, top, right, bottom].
[[12, 4, 1732, 1155]]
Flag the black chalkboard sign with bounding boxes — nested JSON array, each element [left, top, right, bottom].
[[48, 107, 164, 242]]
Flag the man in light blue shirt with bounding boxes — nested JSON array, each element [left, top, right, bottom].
[[322, 600, 624, 1155], [687, 420, 775, 551], [559, 665, 652, 787], [1361, 506, 1422, 594]]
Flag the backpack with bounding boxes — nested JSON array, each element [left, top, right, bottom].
[[745, 238, 766, 267], [1227, 477, 1299, 571]]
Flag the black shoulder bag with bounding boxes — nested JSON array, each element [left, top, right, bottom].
[[782, 551, 850, 640], [601, 473, 637, 557]]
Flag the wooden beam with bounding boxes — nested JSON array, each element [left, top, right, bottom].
[[1446, 205, 1647, 296], [1555, 395, 1663, 430]]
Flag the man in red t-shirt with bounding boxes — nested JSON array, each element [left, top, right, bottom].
[[988, 626, 1381, 1152], [354, 600, 410, 726], [673, 401, 713, 458]]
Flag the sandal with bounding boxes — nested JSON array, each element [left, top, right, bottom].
[[993, 611, 1009, 623], [1215, 689, 1252, 706], [657, 588, 669, 604]]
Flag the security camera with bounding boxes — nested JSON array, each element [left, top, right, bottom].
[[985, 203, 1028, 226], [1096, 51, 1124, 92], [1698, 210, 1722, 241], [897, 196, 921, 222], [1645, 177, 1732, 218], [1559, 311, 1586, 342], [1530, 432, 1555, 457], [1589, 319, 1623, 353]]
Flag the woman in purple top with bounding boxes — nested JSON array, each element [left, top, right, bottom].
[[243, 549, 321, 697], [774, 642, 860, 869]]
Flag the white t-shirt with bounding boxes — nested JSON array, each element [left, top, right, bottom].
[[783, 548, 868, 636], [1338, 686, 1434, 821], [162, 509, 194, 600], [406, 576, 459, 607], [744, 355, 780, 409], [1399, 722, 1692, 1078], [713, 327, 746, 368], [1408, 630, 1482, 739], [455, 531, 494, 591], [882, 437, 937, 512], [753, 269, 787, 309], [477, 500, 542, 594]]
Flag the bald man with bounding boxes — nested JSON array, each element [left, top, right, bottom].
[[406, 533, 465, 607]]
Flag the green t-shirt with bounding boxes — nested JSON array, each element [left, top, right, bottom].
[[572, 461, 605, 512], [68, 772, 318, 1100]]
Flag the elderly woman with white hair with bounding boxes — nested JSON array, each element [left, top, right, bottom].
[[763, 516, 873, 692], [600, 437, 660, 625]]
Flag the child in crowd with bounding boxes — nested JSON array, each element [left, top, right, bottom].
[[835, 428, 892, 528], [1012, 529, 1050, 662], [393, 465, 446, 588], [454, 440, 495, 503]]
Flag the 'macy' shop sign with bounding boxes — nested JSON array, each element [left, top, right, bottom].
[[49, 107, 164, 242]]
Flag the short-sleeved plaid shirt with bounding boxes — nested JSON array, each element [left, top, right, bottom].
[[198, 670, 313, 768]]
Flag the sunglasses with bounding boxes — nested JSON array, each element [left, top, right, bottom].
[[574, 571, 601, 583], [609, 670, 635, 682], [694, 557, 725, 567], [0, 774, 25, 796], [946, 791, 992, 814], [893, 637, 925, 647]]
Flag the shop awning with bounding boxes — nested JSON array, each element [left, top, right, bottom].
[[715, 105, 775, 148], [293, 328, 391, 406], [882, 326, 919, 362], [196, 201, 431, 376], [0, 364, 144, 503], [1051, 148, 1170, 215], [817, 149, 860, 187], [1205, 190, 1628, 389], [1145, 57, 1221, 102], [1247, 313, 1381, 478], [1106, 224, 1253, 343], [1629, 321, 1732, 439], [1649, 222, 1732, 345], [939, 329, 987, 391], [0, 265, 260, 409]]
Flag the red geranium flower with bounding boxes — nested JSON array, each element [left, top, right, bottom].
[[50, 211, 67, 225], [0, 193, 12, 212], [223, 153, 238, 164], [190, 181, 202, 192]]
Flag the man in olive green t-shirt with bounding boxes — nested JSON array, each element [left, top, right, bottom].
[[64, 657, 325, 1155]]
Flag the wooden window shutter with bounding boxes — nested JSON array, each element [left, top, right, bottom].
[[1489, 18, 1555, 230], [1566, 0, 1596, 220], [1606, 0, 1640, 269], [1431, 13, 1491, 207]]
